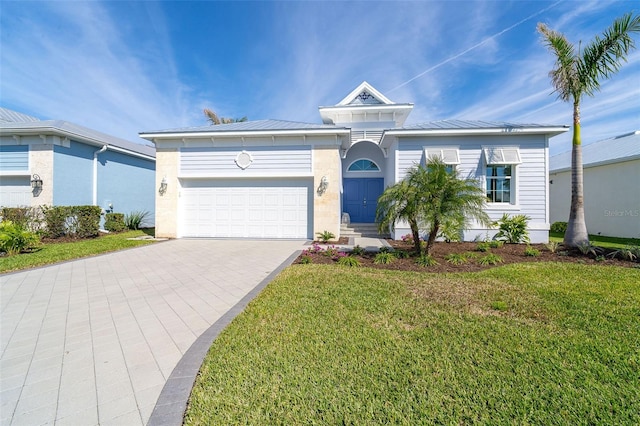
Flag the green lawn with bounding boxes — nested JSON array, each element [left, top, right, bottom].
[[186, 263, 640, 425], [550, 232, 640, 248], [0, 230, 156, 273]]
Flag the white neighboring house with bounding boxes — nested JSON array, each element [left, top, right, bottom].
[[142, 81, 568, 243], [549, 131, 640, 239]]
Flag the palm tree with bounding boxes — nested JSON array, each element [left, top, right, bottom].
[[377, 159, 491, 255], [203, 108, 248, 125], [538, 13, 640, 247]]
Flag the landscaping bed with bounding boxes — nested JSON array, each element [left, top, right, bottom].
[[297, 240, 638, 272]]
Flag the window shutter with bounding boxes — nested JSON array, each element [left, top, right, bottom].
[[484, 147, 521, 164], [424, 148, 460, 164]]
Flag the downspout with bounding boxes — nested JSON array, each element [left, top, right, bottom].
[[93, 145, 108, 205]]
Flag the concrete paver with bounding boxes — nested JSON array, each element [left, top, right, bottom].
[[0, 239, 304, 426]]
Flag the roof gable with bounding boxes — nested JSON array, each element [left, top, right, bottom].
[[337, 81, 394, 106]]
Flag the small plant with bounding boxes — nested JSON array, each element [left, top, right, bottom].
[[351, 245, 365, 256], [300, 255, 312, 264], [374, 252, 396, 265], [550, 221, 568, 234], [105, 213, 126, 232], [316, 230, 336, 243], [493, 214, 530, 243], [608, 246, 639, 262], [524, 245, 540, 257], [415, 254, 438, 267], [478, 254, 503, 265], [401, 233, 414, 244], [337, 255, 360, 267], [322, 245, 340, 259], [595, 255, 606, 262], [378, 246, 394, 253], [546, 241, 560, 253], [475, 242, 491, 252], [0, 221, 40, 255], [490, 300, 508, 312], [444, 253, 468, 265], [395, 250, 411, 259], [488, 240, 504, 249], [576, 242, 602, 257], [124, 210, 150, 230]]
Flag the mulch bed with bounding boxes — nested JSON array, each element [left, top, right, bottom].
[[298, 241, 638, 272]]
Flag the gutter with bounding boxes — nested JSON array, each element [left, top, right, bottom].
[[93, 145, 107, 206]]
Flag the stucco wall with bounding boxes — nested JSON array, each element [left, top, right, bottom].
[[313, 147, 341, 238], [155, 148, 179, 238], [29, 144, 54, 206], [550, 159, 640, 238]]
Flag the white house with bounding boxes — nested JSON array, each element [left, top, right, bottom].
[[550, 131, 640, 239], [141, 82, 568, 242]]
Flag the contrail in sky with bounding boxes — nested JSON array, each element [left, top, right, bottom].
[[387, 0, 563, 93]]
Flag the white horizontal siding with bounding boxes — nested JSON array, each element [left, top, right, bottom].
[[180, 146, 312, 177], [0, 145, 29, 171]]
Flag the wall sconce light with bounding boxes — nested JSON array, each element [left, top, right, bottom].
[[30, 174, 43, 189], [317, 175, 329, 196], [159, 176, 168, 195]]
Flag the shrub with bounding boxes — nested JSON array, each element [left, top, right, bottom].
[[546, 241, 560, 253], [379, 246, 393, 253], [608, 246, 640, 262], [415, 254, 438, 267], [40, 205, 100, 238], [0, 221, 40, 255], [374, 252, 396, 265], [475, 242, 491, 252], [478, 254, 503, 265], [337, 256, 360, 267], [316, 230, 335, 243], [124, 210, 150, 230], [42, 206, 71, 238], [351, 245, 365, 256], [488, 240, 504, 249], [73, 206, 101, 238], [395, 250, 411, 259], [524, 245, 540, 257], [300, 255, 312, 264], [105, 213, 126, 233], [444, 253, 468, 265], [494, 214, 530, 243], [550, 221, 568, 234], [577, 242, 602, 257], [1, 206, 44, 233]]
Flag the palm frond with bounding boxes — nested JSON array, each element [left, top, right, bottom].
[[537, 23, 579, 101]]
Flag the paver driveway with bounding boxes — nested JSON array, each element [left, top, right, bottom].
[[0, 239, 304, 425]]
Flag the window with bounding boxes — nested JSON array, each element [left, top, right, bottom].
[[486, 165, 512, 203], [348, 159, 379, 171]]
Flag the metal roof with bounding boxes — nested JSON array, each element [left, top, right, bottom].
[[402, 119, 567, 130], [0, 110, 155, 158], [0, 107, 40, 123], [550, 131, 640, 172], [142, 119, 344, 135]]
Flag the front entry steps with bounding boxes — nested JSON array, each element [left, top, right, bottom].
[[340, 223, 389, 239]]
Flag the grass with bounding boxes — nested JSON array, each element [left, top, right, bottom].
[[0, 230, 156, 273], [550, 232, 640, 249], [185, 263, 640, 425]]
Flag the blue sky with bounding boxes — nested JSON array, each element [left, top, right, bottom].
[[1, 0, 638, 155]]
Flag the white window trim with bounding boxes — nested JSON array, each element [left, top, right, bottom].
[[485, 163, 519, 208], [423, 148, 460, 164]]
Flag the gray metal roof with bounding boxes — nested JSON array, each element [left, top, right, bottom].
[[402, 119, 567, 130], [0, 107, 40, 123], [550, 131, 640, 172], [141, 119, 345, 135], [0, 110, 155, 158]]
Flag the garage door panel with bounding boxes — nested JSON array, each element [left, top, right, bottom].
[[180, 179, 311, 238]]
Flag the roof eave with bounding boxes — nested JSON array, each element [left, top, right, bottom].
[[140, 127, 352, 141]]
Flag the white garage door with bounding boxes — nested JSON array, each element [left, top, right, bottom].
[[180, 179, 312, 238], [0, 176, 32, 207]]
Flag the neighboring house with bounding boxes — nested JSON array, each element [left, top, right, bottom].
[[0, 107, 156, 224], [141, 82, 567, 242], [549, 131, 640, 239]]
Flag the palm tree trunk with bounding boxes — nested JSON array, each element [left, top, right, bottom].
[[564, 101, 589, 247], [410, 220, 421, 255], [425, 222, 439, 255]]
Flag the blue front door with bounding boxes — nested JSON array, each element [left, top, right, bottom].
[[343, 178, 384, 223]]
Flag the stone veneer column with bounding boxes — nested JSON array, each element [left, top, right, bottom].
[[312, 147, 341, 238], [155, 148, 179, 238], [29, 144, 54, 206]]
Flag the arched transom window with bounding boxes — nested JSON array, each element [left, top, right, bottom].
[[348, 159, 380, 172]]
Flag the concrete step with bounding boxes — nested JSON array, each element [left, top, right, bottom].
[[341, 223, 389, 238]]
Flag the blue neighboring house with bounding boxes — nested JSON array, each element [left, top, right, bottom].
[[0, 108, 156, 227]]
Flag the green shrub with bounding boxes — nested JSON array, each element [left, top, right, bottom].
[[378, 246, 393, 253], [395, 250, 411, 259], [337, 255, 360, 267], [1, 206, 43, 233], [524, 245, 540, 257], [478, 254, 503, 265], [42, 206, 71, 238], [475, 242, 491, 252], [105, 213, 126, 232], [488, 240, 504, 249], [374, 252, 396, 265], [316, 230, 335, 243], [0, 221, 40, 255], [351, 245, 365, 256], [494, 214, 530, 244], [300, 255, 312, 264], [415, 254, 438, 267], [124, 210, 151, 230], [444, 253, 468, 265], [608, 246, 640, 262], [550, 221, 568, 233], [72, 206, 101, 238]]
